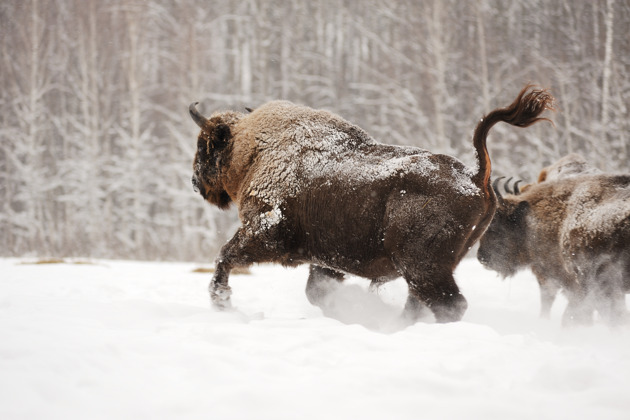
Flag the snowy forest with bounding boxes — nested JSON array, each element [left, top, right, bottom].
[[1, 0, 628, 261]]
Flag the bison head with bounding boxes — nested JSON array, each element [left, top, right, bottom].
[[477, 179, 529, 277], [189, 102, 242, 209]]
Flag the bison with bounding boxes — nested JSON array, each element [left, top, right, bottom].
[[477, 172, 630, 326], [190, 85, 554, 323], [492, 154, 603, 315]]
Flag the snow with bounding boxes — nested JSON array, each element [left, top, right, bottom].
[[258, 205, 283, 232], [1, 258, 629, 420]]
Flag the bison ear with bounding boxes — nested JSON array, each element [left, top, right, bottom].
[[214, 123, 231, 147]]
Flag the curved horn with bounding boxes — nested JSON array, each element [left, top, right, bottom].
[[189, 102, 208, 128], [492, 176, 505, 195], [492, 176, 506, 204], [504, 177, 514, 194], [513, 180, 522, 195]]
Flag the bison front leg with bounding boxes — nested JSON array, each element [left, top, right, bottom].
[[209, 259, 233, 309], [210, 225, 281, 310]]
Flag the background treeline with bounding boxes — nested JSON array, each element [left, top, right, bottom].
[[1, 0, 628, 261]]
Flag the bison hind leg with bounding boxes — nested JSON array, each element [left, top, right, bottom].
[[368, 276, 433, 323], [401, 293, 433, 323], [305, 265, 346, 307], [593, 261, 628, 326], [402, 266, 467, 323]]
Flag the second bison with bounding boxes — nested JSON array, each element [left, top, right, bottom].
[[478, 170, 630, 325]]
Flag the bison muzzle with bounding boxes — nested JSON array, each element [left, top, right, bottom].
[[190, 85, 554, 323]]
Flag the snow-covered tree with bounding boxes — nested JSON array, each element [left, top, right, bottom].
[[1, 0, 628, 261]]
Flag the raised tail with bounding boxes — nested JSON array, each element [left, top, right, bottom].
[[472, 84, 555, 197]]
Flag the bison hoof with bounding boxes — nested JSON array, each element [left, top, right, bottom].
[[210, 283, 233, 310], [402, 295, 432, 323], [432, 295, 468, 323]]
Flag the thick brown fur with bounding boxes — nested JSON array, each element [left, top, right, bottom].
[[478, 173, 630, 325], [502, 154, 604, 312], [190, 85, 554, 323]]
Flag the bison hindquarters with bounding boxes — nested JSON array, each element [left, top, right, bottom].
[[383, 196, 470, 323]]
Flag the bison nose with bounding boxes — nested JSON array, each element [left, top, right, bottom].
[[192, 176, 200, 193]]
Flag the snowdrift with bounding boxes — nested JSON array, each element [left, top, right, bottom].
[[1, 258, 629, 420]]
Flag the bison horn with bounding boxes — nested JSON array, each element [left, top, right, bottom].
[[513, 180, 522, 195], [492, 176, 505, 195], [189, 102, 208, 128], [503, 177, 514, 194], [492, 176, 505, 204]]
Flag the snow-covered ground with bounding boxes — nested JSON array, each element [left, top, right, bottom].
[[1, 257, 629, 420]]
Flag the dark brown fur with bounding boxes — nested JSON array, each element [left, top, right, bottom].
[[190, 85, 554, 323], [478, 174, 630, 325]]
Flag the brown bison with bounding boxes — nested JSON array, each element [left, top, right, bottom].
[[477, 172, 630, 325], [190, 85, 554, 323], [495, 154, 603, 315]]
